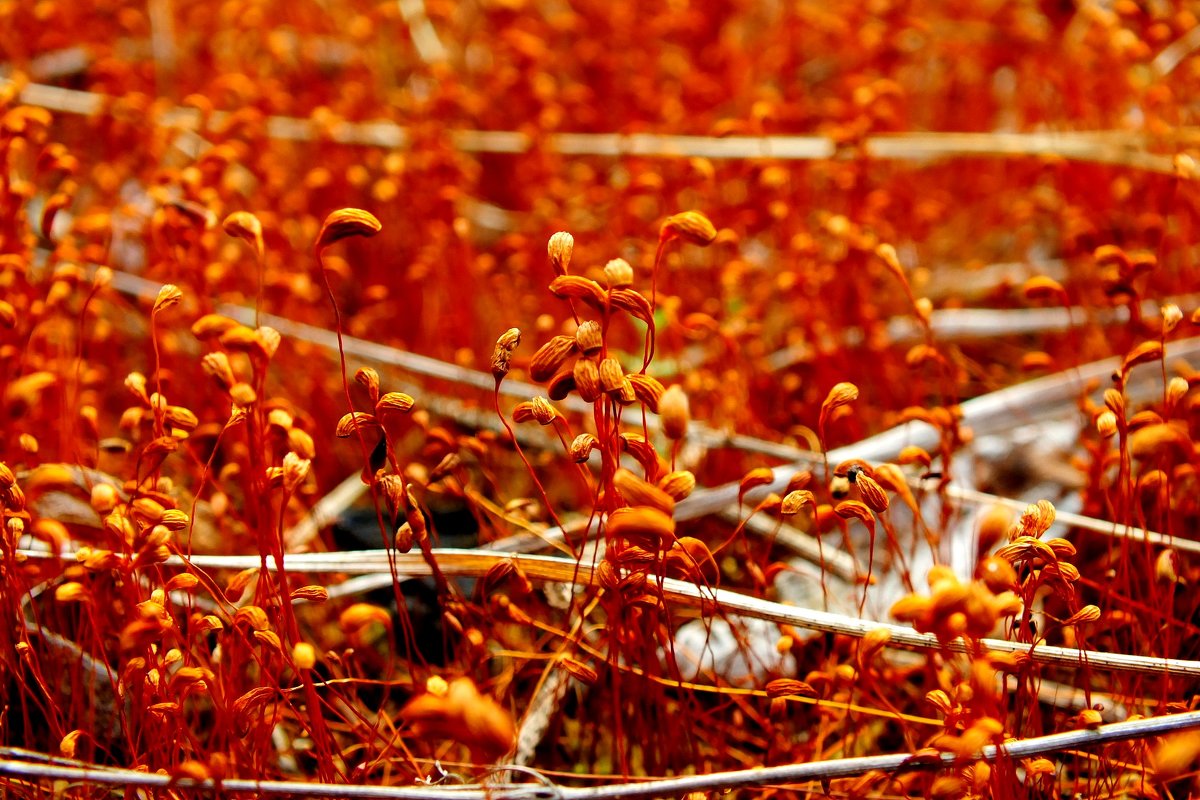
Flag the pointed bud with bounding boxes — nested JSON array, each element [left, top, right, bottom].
[[1064, 605, 1101, 625], [875, 242, 904, 280], [823, 382, 859, 412], [1162, 303, 1183, 334], [201, 353, 235, 390], [606, 506, 676, 543], [491, 327, 521, 381], [191, 314, 240, 339], [529, 396, 557, 425], [222, 211, 264, 257], [738, 468, 775, 502], [282, 451, 311, 493], [1156, 548, 1181, 584], [290, 585, 329, 603], [835, 500, 874, 528], [549, 275, 606, 307], [1167, 377, 1189, 409], [1120, 341, 1164, 379], [1021, 275, 1067, 303], [765, 678, 818, 699], [603, 258, 634, 288], [659, 385, 689, 440], [548, 231, 574, 275]]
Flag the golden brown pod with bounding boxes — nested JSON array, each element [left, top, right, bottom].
[[657, 470, 696, 501], [659, 385, 689, 439], [661, 211, 717, 245], [598, 357, 623, 393], [573, 358, 602, 403], [317, 208, 382, 249], [574, 320, 603, 354], [222, 211, 264, 257], [530, 335, 578, 382], [613, 468, 675, 515], [606, 506, 676, 544], [549, 275, 606, 307], [547, 231, 574, 275], [627, 373, 665, 412]]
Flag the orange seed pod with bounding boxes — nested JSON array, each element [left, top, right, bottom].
[[659, 385, 689, 439], [781, 489, 815, 515], [627, 373, 665, 412], [569, 433, 598, 462], [530, 335, 578, 381], [317, 208, 381, 250], [574, 320, 603, 354], [547, 231, 574, 275], [1021, 275, 1067, 303], [738, 467, 775, 501], [606, 506, 676, 544], [662, 211, 717, 245], [573, 358, 602, 402], [657, 470, 696, 501], [604, 258, 634, 288], [613, 468, 675, 515], [222, 211, 264, 257], [550, 275, 606, 307], [376, 392, 416, 416], [765, 678, 818, 699], [1163, 303, 1183, 334], [152, 284, 182, 315], [598, 358, 623, 393], [855, 473, 890, 513], [335, 412, 379, 438]]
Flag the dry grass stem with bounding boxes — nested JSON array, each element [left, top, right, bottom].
[[6, 79, 1189, 172]]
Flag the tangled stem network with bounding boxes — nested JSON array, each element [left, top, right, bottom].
[[4, 1, 1200, 798]]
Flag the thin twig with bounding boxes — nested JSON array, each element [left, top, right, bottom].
[[147, 0, 178, 89], [680, 337, 1200, 520], [284, 470, 367, 550], [99, 268, 1197, 562], [25, 47, 92, 81], [558, 709, 1200, 799], [396, 0, 449, 64], [20, 548, 1200, 678], [1153, 24, 1200, 76], [944, 483, 1200, 555], [766, 293, 1200, 371], [100, 268, 783, 458], [719, 505, 859, 580], [100, 268, 1200, 558], [1, 711, 1196, 797], [6, 79, 1186, 172]]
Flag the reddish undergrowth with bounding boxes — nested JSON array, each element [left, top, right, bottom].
[[1, 2, 1200, 799]]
